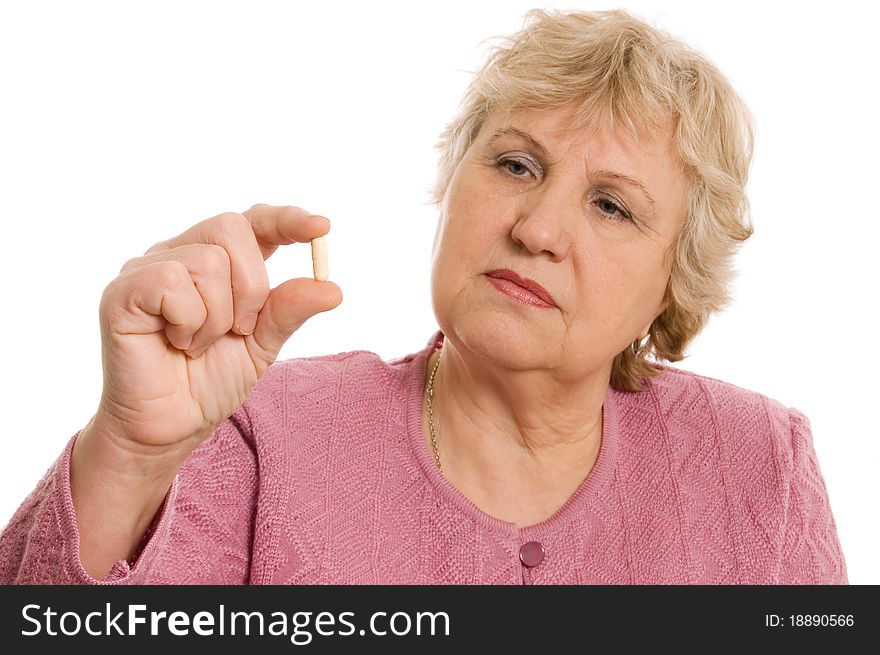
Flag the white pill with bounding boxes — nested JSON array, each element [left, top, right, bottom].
[[311, 235, 329, 281]]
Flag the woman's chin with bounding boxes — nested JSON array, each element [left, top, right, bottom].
[[443, 312, 556, 369]]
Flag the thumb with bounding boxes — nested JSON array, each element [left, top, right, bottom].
[[249, 278, 343, 368]]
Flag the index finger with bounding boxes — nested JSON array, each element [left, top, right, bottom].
[[243, 204, 331, 260]]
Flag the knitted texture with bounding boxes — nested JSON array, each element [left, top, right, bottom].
[[0, 330, 847, 584]]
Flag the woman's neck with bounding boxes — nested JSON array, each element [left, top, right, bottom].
[[421, 342, 606, 525]]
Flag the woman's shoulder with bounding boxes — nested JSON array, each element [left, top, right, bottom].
[[632, 362, 803, 440], [623, 364, 816, 508], [278, 342, 423, 376], [245, 342, 420, 410]]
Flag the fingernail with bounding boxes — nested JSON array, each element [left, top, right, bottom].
[[238, 312, 258, 335]]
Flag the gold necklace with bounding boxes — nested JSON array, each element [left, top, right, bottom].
[[426, 345, 443, 473], [427, 344, 604, 481]]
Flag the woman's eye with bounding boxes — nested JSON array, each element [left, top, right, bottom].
[[498, 157, 534, 178], [595, 197, 631, 223]]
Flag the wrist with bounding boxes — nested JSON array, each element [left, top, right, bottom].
[[77, 412, 195, 481], [71, 419, 186, 514]]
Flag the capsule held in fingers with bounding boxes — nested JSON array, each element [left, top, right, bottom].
[[311, 235, 329, 281]]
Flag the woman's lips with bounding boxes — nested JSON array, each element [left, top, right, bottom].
[[485, 269, 557, 307], [485, 272, 557, 309]]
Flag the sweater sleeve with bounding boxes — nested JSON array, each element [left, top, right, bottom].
[[0, 406, 258, 585], [776, 408, 848, 585]]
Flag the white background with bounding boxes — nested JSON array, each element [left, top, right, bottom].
[[1, 0, 877, 583]]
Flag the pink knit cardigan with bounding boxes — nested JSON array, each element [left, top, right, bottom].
[[0, 330, 848, 584]]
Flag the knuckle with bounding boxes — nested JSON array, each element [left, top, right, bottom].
[[238, 276, 271, 315], [119, 256, 140, 275], [193, 309, 231, 347], [194, 301, 209, 326], [201, 244, 231, 278], [215, 211, 250, 237], [155, 260, 189, 289], [144, 240, 170, 256], [99, 278, 118, 313], [248, 202, 269, 211], [257, 275, 271, 299], [245, 270, 271, 299], [219, 310, 236, 334]]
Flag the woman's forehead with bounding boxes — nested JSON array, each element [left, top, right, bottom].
[[481, 103, 676, 161]]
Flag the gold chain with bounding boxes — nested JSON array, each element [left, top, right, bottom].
[[426, 345, 443, 473], [427, 342, 606, 479]]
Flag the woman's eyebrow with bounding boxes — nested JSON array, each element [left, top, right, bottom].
[[487, 127, 549, 157]]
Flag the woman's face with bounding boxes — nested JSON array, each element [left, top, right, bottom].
[[430, 101, 689, 381]]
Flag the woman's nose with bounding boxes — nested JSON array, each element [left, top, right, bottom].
[[509, 184, 575, 260]]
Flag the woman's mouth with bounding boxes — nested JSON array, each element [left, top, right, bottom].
[[484, 269, 557, 308]]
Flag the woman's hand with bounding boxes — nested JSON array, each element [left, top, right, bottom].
[[92, 204, 342, 459]]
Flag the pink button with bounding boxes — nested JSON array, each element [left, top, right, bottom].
[[519, 541, 545, 567]]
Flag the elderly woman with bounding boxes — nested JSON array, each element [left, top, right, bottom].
[[0, 9, 846, 584]]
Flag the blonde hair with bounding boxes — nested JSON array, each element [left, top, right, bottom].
[[428, 9, 755, 391]]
